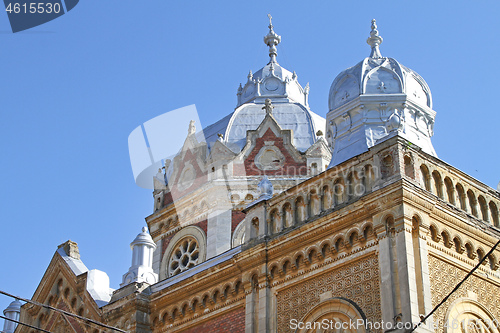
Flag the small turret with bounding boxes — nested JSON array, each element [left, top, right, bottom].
[[327, 19, 436, 167], [2, 300, 21, 333], [121, 227, 158, 287]]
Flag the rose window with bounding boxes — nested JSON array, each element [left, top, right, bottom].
[[168, 237, 200, 277]]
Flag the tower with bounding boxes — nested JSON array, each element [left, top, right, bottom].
[[121, 227, 158, 287], [2, 300, 21, 333]]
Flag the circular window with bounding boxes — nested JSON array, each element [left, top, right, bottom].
[[168, 237, 200, 277], [160, 226, 207, 280], [265, 78, 280, 91]]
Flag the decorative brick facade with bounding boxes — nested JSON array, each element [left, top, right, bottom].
[[179, 307, 245, 333]]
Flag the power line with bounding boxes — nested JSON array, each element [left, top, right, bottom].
[[408, 238, 500, 332], [0, 314, 53, 333], [0, 290, 127, 333]]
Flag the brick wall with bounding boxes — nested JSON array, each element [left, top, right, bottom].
[[169, 149, 208, 201], [179, 307, 245, 333], [235, 128, 307, 177], [232, 210, 246, 234]]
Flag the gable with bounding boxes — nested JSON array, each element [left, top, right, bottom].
[[17, 242, 108, 333], [237, 127, 306, 176]]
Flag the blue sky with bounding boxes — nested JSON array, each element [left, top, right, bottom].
[[1, 0, 499, 316]]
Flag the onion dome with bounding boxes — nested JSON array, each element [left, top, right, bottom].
[[326, 20, 437, 167], [329, 19, 432, 112], [203, 15, 325, 153]]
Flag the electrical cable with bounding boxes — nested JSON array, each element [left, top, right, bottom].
[[0, 290, 126, 333], [0, 314, 53, 333], [408, 238, 500, 332]]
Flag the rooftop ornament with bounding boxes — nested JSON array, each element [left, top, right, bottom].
[[263, 14, 281, 64], [262, 98, 274, 115], [367, 19, 383, 59]]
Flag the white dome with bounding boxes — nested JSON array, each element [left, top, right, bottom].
[[329, 19, 432, 112], [201, 17, 325, 153], [237, 62, 309, 108], [202, 102, 324, 153], [326, 20, 437, 167], [329, 57, 432, 111]]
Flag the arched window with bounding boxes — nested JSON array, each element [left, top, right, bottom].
[[321, 185, 332, 211], [282, 202, 293, 228], [420, 164, 431, 192], [490, 201, 499, 227], [251, 217, 259, 239], [295, 196, 307, 223], [308, 190, 320, 217], [270, 209, 281, 234], [404, 155, 414, 179], [478, 196, 489, 222], [432, 170, 443, 199], [444, 177, 455, 205], [333, 178, 345, 205], [296, 298, 367, 333], [456, 183, 467, 211], [467, 190, 479, 218]]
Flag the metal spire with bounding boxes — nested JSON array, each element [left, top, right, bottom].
[[263, 14, 281, 64], [367, 19, 383, 59]]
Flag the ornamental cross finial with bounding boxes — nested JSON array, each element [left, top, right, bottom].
[[263, 14, 281, 64], [367, 19, 383, 59]]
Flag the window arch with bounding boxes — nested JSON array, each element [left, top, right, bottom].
[[478, 196, 489, 222], [333, 178, 345, 205], [282, 202, 293, 228], [420, 164, 431, 192], [295, 196, 307, 223], [232, 221, 245, 247], [444, 177, 455, 205], [269, 209, 281, 234], [160, 226, 207, 280], [444, 298, 500, 333], [490, 201, 499, 227], [309, 190, 320, 217], [467, 190, 479, 218], [432, 170, 444, 199], [456, 183, 467, 211], [321, 185, 332, 211], [296, 298, 367, 333], [404, 154, 415, 179]]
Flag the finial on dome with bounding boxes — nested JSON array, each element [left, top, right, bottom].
[[263, 14, 281, 64], [367, 19, 383, 59]]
